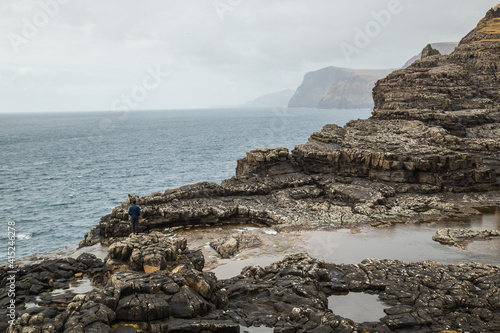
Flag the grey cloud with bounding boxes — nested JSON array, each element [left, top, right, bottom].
[[1, 0, 499, 112]]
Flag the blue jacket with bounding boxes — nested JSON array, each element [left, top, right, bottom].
[[128, 205, 141, 219]]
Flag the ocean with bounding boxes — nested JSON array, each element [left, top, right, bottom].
[[0, 108, 372, 263]]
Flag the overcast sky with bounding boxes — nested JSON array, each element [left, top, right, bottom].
[[1, 0, 499, 113]]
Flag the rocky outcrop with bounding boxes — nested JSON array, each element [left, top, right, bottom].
[[288, 66, 394, 109], [421, 44, 441, 59], [86, 6, 500, 242], [105, 233, 203, 273], [288, 43, 458, 110], [292, 120, 497, 191], [210, 233, 262, 259], [6, 236, 230, 333], [0, 254, 107, 333], [433, 228, 500, 247], [403, 42, 458, 68], [373, 6, 500, 127], [6, 241, 500, 332]]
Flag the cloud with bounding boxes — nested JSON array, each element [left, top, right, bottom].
[[1, 0, 499, 112]]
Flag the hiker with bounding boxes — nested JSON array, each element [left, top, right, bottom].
[[128, 199, 141, 235]]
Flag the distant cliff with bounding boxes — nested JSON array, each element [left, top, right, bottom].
[[288, 43, 458, 110], [239, 89, 295, 108], [287, 67, 393, 109]]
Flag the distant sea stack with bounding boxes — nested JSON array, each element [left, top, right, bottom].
[[287, 67, 393, 109]]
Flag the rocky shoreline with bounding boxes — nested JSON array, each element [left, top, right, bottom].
[[3, 240, 500, 332], [3, 4, 500, 333]]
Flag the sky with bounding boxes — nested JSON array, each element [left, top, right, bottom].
[[0, 0, 499, 113]]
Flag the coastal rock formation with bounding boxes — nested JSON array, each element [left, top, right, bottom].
[[8, 251, 500, 332], [0, 254, 107, 333], [37, 5, 499, 332], [210, 233, 262, 259], [6, 236, 230, 333], [403, 42, 458, 68], [373, 6, 500, 127], [105, 233, 204, 273], [421, 44, 441, 59], [83, 6, 500, 243], [288, 44, 458, 110], [433, 228, 500, 247]]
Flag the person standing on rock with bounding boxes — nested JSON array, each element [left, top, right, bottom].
[[128, 199, 141, 235]]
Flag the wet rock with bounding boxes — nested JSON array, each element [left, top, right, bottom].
[[105, 232, 190, 273], [433, 228, 500, 246], [151, 319, 240, 332], [210, 233, 262, 258], [115, 293, 171, 321], [64, 300, 115, 332], [323, 258, 500, 332], [169, 287, 214, 319]]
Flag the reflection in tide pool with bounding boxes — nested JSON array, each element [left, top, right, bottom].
[[328, 293, 388, 323], [240, 325, 274, 332], [305, 208, 500, 265], [210, 209, 500, 280], [212, 256, 284, 280]]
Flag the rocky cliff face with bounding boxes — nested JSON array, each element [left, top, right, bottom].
[[86, 6, 500, 243], [288, 44, 458, 110], [288, 67, 393, 109], [373, 6, 500, 122]]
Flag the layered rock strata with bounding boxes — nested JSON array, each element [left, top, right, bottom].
[[433, 228, 500, 247], [85, 7, 500, 242]]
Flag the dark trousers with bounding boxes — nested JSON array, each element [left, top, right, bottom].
[[130, 218, 139, 234]]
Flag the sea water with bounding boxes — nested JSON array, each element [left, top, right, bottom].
[[0, 108, 372, 262]]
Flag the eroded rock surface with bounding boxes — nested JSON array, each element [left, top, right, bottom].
[[433, 228, 500, 247], [87, 7, 500, 243], [210, 232, 262, 259], [105, 232, 203, 273], [6, 241, 500, 332], [0, 253, 107, 333]]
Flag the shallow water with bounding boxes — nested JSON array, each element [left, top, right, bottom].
[[240, 326, 274, 333], [23, 277, 93, 309], [328, 293, 388, 323], [303, 210, 500, 265], [207, 209, 500, 279]]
